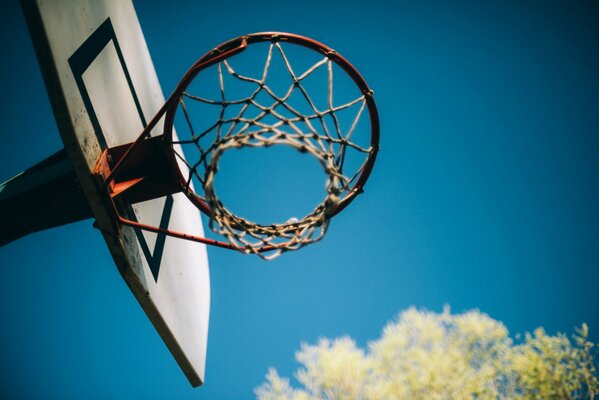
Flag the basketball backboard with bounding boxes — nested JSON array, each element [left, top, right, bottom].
[[21, 0, 210, 387]]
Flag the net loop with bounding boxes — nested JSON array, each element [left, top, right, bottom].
[[167, 33, 379, 259]]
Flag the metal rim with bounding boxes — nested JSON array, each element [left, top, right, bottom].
[[162, 32, 380, 220]]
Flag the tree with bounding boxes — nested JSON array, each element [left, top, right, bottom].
[[255, 307, 598, 400]]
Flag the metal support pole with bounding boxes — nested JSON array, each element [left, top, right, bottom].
[[0, 149, 92, 246]]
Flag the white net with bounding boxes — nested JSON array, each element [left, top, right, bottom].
[[172, 39, 376, 259]]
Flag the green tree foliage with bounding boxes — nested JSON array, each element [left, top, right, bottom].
[[255, 308, 598, 400]]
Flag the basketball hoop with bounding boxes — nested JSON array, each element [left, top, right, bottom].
[[95, 32, 380, 259]]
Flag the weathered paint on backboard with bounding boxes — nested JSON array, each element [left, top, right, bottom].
[[22, 0, 210, 386]]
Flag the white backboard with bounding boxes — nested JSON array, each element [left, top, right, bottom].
[[22, 0, 210, 387]]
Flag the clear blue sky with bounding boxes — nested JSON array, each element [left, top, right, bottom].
[[1, 0, 598, 399]]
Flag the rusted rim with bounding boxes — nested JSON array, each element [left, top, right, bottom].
[[162, 32, 380, 220]]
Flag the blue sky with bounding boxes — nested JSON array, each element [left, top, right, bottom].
[[1, 0, 598, 399]]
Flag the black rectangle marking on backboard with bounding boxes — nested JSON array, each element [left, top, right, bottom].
[[68, 17, 147, 149]]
